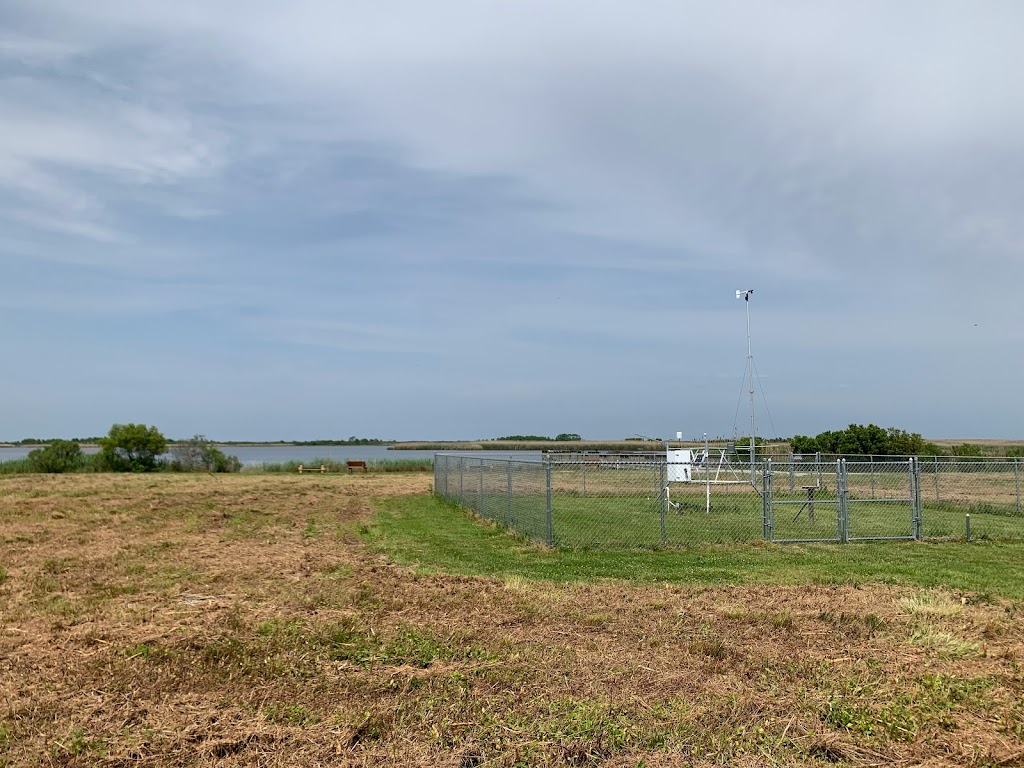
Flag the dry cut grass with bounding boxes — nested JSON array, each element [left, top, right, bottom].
[[1, 473, 1023, 767]]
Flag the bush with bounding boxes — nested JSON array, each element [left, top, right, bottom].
[[27, 440, 82, 473], [169, 435, 241, 473], [98, 423, 167, 472], [790, 424, 930, 456]]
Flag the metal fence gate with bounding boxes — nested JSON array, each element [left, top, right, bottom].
[[764, 460, 842, 543], [844, 459, 921, 542], [764, 459, 921, 543]]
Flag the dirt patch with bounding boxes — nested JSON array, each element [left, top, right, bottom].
[[1, 473, 1022, 766]]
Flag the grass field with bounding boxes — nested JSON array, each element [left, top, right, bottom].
[[2, 472, 1023, 766]]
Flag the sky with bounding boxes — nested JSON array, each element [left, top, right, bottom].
[[2, 1, 1023, 441]]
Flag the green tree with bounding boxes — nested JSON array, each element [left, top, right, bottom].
[[885, 428, 925, 456], [170, 435, 241, 473], [790, 434, 818, 453], [99, 423, 167, 472], [790, 424, 930, 457], [555, 433, 582, 441], [27, 440, 82, 473]]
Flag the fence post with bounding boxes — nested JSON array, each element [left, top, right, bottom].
[[921, 460, 929, 536], [763, 459, 773, 541], [458, 457, 465, 505], [788, 461, 795, 493], [815, 452, 822, 487], [870, 455, 875, 499], [909, 460, 917, 536], [545, 458, 554, 547], [659, 461, 667, 546], [908, 458, 920, 540], [582, 459, 587, 497], [934, 455, 940, 502], [1015, 458, 1021, 515], [478, 458, 484, 515], [837, 459, 849, 544], [506, 460, 513, 527]]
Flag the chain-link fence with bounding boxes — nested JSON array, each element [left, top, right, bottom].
[[434, 453, 1024, 548]]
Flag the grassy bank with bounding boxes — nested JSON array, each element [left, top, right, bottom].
[[0, 456, 432, 475], [1, 472, 1021, 766], [0, 453, 106, 475], [242, 458, 432, 473]]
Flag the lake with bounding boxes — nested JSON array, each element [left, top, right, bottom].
[[0, 444, 542, 467]]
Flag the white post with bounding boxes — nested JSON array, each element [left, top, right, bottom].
[[745, 294, 755, 483]]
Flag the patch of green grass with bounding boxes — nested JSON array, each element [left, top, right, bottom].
[[121, 642, 167, 661], [263, 704, 320, 726], [909, 627, 981, 659], [823, 673, 996, 742], [364, 495, 1024, 599], [824, 698, 918, 741], [224, 508, 280, 537], [899, 591, 963, 617], [175, 616, 495, 682], [688, 637, 727, 659], [52, 728, 106, 759], [380, 625, 492, 667]]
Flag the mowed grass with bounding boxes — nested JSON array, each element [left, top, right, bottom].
[[2, 472, 1023, 767], [367, 494, 1024, 600], [443, 487, 1024, 549]]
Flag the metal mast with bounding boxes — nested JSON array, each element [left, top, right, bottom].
[[736, 289, 756, 482]]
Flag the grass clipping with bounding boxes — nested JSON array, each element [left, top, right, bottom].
[[0, 472, 1022, 766]]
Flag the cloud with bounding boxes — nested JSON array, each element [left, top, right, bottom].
[[2, 1, 1024, 438]]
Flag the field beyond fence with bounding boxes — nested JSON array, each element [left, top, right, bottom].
[[435, 452, 1024, 548]]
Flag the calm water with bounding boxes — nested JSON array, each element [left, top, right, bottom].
[[0, 444, 541, 467]]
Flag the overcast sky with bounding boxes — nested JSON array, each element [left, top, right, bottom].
[[2, 1, 1022, 441]]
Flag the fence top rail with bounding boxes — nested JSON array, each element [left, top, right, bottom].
[[434, 451, 546, 465]]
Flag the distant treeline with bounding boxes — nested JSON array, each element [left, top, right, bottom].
[[212, 438, 390, 446], [5, 436, 391, 447], [4, 437, 104, 445], [393, 440, 665, 452], [494, 434, 582, 441]]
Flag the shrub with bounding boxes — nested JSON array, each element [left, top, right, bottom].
[[98, 423, 167, 472], [790, 424, 930, 456], [169, 435, 241, 473], [27, 440, 82, 473]]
